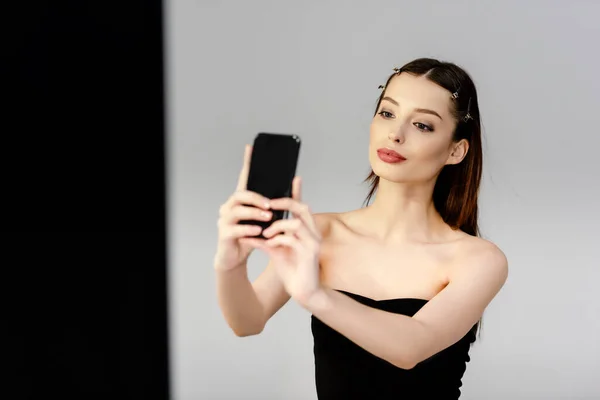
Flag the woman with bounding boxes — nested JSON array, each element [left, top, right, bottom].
[[214, 58, 508, 399]]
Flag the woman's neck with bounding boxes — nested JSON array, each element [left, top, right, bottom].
[[360, 177, 450, 243]]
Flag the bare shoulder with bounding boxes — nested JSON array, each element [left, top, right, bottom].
[[455, 235, 509, 281]]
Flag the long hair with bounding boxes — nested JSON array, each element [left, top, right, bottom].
[[364, 58, 484, 339], [364, 58, 483, 237]]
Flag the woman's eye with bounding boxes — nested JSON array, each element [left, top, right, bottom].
[[378, 111, 394, 119], [414, 122, 434, 132]]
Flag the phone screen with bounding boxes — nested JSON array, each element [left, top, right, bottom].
[[240, 132, 301, 235]]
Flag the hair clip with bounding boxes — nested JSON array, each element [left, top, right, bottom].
[[451, 91, 459, 100], [378, 85, 385, 90], [463, 97, 473, 122], [393, 67, 400, 73]]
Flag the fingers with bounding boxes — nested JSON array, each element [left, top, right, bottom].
[[218, 189, 271, 240], [219, 224, 262, 240], [264, 234, 303, 253], [292, 176, 301, 201], [235, 144, 253, 191], [262, 219, 320, 255], [220, 204, 272, 225], [263, 218, 311, 241], [238, 237, 266, 248], [268, 197, 319, 238], [221, 190, 270, 214]]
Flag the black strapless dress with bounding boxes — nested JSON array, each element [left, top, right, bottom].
[[311, 290, 477, 399]]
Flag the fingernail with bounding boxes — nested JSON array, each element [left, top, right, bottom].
[[264, 201, 270, 209], [261, 211, 271, 218]]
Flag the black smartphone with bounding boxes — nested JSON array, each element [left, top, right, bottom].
[[239, 132, 302, 238]]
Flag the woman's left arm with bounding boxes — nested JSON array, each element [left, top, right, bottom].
[[304, 249, 508, 369], [262, 192, 508, 370]]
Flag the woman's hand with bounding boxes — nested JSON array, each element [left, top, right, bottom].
[[243, 176, 324, 307], [213, 145, 273, 272]]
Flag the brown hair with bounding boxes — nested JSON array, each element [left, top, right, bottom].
[[365, 58, 484, 339], [364, 58, 483, 237]]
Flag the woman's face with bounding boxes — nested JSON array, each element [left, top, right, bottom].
[[369, 72, 468, 184]]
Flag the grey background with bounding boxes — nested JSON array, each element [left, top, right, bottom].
[[165, 1, 600, 399]]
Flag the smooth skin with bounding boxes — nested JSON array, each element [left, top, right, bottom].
[[215, 72, 508, 369]]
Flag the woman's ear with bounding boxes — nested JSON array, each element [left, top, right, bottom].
[[445, 139, 469, 165]]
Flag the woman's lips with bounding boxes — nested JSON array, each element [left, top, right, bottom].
[[377, 148, 406, 164]]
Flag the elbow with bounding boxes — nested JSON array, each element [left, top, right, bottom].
[[231, 323, 264, 337], [233, 328, 262, 337], [398, 359, 418, 370], [221, 309, 267, 337], [391, 358, 417, 370], [390, 349, 419, 370]]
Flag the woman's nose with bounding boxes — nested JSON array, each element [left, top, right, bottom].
[[388, 129, 405, 144]]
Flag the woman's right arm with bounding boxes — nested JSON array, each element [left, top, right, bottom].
[[216, 259, 290, 337], [216, 211, 332, 337], [214, 144, 290, 337]]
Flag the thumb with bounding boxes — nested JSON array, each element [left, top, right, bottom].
[[291, 176, 302, 201]]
